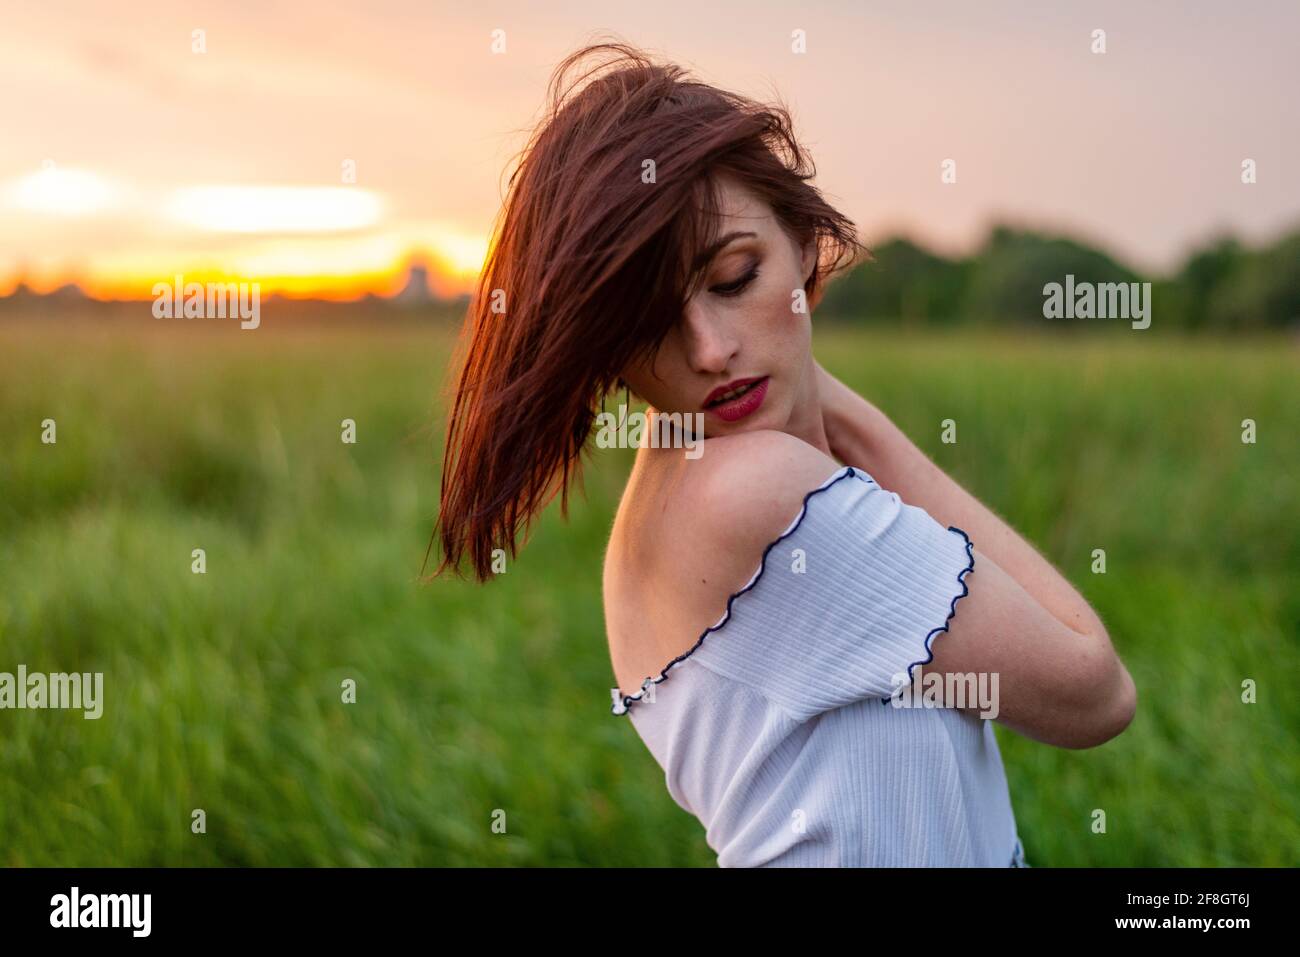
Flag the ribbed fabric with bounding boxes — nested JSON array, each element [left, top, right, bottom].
[[610, 466, 1025, 867]]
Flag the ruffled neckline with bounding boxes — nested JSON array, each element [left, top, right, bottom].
[[610, 465, 870, 716]]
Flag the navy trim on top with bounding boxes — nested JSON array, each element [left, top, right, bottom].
[[610, 465, 867, 716], [609, 465, 978, 717], [879, 525, 976, 706]]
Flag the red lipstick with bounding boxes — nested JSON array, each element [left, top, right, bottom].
[[703, 375, 769, 422]]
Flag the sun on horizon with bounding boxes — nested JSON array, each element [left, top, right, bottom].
[[0, 171, 489, 302]]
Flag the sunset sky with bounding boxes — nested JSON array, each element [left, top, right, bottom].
[[2, 0, 1296, 300]]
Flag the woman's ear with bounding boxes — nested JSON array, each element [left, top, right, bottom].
[[799, 239, 823, 311], [801, 237, 818, 287]]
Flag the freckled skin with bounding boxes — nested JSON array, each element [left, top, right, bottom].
[[618, 173, 827, 451], [604, 173, 836, 696], [604, 173, 1136, 750]]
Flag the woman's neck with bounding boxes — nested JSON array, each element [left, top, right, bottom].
[[781, 352, 834, 457]]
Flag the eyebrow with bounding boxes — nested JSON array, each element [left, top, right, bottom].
[[690, 231, 758, 272]]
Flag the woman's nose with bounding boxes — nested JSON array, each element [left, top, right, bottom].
[[680, 301, 739, 374]]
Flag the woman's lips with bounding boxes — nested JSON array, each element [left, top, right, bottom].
[[705, 376, 769, 422]]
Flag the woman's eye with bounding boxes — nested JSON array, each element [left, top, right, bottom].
[[709, 263, 759, 297]]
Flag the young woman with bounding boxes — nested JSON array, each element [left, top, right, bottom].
[[434, 42, 1136, 867]]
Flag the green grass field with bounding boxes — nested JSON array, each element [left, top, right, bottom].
[[1, 313, 1296, 866]]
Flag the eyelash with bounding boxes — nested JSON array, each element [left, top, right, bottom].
[[709, 262, 760, 297]]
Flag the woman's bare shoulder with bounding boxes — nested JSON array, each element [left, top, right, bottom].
[[626, 431, 845, 614], [677, 430, 844, 555], [603, 431, 843, 692]]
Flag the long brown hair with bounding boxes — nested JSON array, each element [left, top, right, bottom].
[[430, 40, 863, 582]]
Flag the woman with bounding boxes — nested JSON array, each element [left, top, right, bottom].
[[433, 41, 1137, 866]]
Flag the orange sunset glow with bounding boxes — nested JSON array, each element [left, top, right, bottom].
[[2, 1, 1297, 303], [0, 169, 488, 300]]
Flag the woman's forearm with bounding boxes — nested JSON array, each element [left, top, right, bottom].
[[820, 375, 1108, 641]]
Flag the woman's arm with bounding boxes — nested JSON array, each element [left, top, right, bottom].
[[816, 362, 1104, 639], [816, 361, 1137, 748]]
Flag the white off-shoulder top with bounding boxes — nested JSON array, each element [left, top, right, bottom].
[[609, 465, 1027, 867]]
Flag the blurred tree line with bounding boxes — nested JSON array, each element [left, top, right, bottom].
[[816, 225, 1300, 332]]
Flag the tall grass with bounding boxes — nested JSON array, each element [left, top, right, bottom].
[[0, 315, 1295, 865]]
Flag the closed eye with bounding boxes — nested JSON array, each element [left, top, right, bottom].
[[709, 263, 759, 297]]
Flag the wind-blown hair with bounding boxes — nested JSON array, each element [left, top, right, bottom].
[[431, 40, 863, 582]]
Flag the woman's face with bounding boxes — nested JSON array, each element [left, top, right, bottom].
[[619, 174, 819, 440]]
